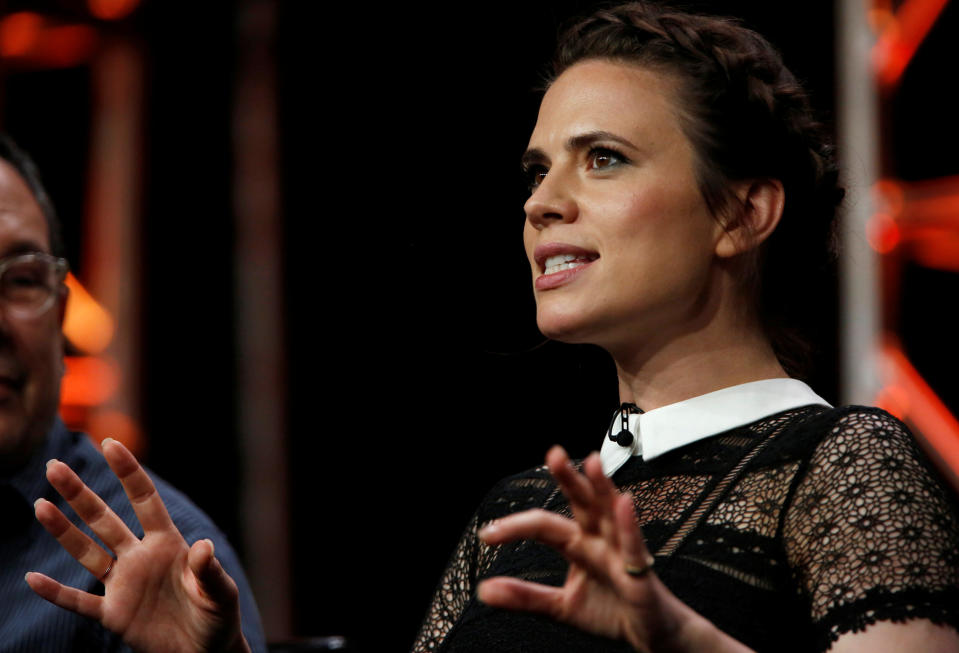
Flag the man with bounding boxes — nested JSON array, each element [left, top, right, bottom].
[[0, 134, 266, 652]]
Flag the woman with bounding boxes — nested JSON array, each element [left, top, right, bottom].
[[27, 2, 959, 652], [411, 2, 959, 652]]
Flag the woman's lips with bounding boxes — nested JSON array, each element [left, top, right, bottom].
[[535, 256, 596, 290]]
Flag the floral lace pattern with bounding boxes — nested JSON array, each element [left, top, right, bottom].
[[412, 406, 959, 652]]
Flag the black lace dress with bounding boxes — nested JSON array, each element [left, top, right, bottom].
[[412, 406, 959, 652]]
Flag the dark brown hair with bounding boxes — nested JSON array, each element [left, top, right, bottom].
[[0, 133, 64, 258], [551, 2, 844, 378]]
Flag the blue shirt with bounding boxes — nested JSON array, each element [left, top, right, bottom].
[[0, 420, 267, 652]]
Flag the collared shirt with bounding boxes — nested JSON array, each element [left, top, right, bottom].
[[0, 420, 267, 653], [600, 378, 831, 476]]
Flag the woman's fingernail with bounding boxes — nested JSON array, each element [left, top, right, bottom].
[[45, 459, 58, 468]]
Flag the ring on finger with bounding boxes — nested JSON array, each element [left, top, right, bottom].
[[100, 559, 116, 582], [625, 554, 655, 578]]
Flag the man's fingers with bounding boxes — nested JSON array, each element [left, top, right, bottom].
[[101, 439, 175, 534], [25, 571, 104, 621], [188, 539, 240, 607], [478, 577, 564, 618], [44, 460, 137, 555], [34, 498, 116, 581]]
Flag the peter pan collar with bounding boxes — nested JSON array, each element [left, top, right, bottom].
[[600, 378, 831, 476]]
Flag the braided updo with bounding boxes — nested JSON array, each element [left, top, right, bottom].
[[552, 2, 844, 378]]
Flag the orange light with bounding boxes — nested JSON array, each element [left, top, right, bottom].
[[879, 339, 959, 492], [867, 7, 896, 34], [63, 272, 115, 355], [873, 0, 949, 90], [866, 213, 901, 253], [0, 12, 42, 58], [904, 229, 959, 272], [874, 384, 909, 419], [87, 0, 140, 21], [874, 178, 905, 218], [85, 410, 144, 456], [61, 355, 120, 406], [0, 13, 97, 68]]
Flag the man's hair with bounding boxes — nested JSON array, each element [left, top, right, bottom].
[[551, 2, 844, 378], [0, 133, 65, 258]]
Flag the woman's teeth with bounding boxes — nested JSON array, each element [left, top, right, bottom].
[[544, 254, 593, 275]]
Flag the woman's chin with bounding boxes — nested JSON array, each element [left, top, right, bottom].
[[536, 313, 598, 344]]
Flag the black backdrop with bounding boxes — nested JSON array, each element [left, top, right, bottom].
[[1, 1, 840, 650], [275, 2, 838, 649]]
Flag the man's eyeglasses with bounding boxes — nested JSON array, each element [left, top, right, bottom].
[[0, 253, 69, 318]]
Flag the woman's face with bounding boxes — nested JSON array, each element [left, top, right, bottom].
[[522, 59, 727, 353]]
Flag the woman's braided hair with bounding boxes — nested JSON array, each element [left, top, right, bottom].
[[552, 2, 844, 378]]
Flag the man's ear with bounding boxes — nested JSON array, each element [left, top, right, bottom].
[[714, 179, 785, 258]]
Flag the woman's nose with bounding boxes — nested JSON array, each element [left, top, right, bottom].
[[524, 173, 579, 230]]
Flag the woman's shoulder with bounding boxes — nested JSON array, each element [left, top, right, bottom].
[[766, 403, 915, 459], [475, 463, 562, 523]]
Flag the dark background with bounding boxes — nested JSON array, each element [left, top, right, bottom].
[[15, 1, 950, 650], [277, 2, 841, 648]]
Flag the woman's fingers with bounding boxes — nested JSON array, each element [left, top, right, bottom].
[[478, 576, 564, 617], [615, 492, 655, 582], [25, 571, 104, 621], [480, 509, 617, 582], [480, 509, 580, 550], [582, 453, 615, 503], [188, 539, 240, 607], [34, 498, 116, 581], [44, 459, 137, 555], [546, 447, 604, 530], [100, 439, 175, 534], [548, 448, 620, 539], [546, 446, 594, 505]]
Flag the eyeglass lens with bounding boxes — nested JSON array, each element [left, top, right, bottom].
[[1, 258, 61, 312]]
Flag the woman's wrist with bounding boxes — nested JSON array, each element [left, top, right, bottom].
[[633, 582, 755, 653], [665, 611, 756, 653]]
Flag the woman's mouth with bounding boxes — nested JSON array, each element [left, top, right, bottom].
[[536, 253, 598, 290], [543, 254, 595, 275]]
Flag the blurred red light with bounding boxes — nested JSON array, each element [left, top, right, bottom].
[[87, 0, 140, 21], [873, 0, 949, 90], [0, 12, 42, 58], [867, 213, 901, 254]]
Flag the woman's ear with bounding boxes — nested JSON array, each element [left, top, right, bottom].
[[714, 179, 785, 258]]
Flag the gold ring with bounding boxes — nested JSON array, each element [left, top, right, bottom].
[[625, 554, 655, 578], [100, 559, 115, 582]]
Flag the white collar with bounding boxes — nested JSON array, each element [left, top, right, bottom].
[[600, 378, 831, 476]]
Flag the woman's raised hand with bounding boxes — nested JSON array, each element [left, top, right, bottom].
[[25, 438, 249, 653], [476, 446, 752, 653]]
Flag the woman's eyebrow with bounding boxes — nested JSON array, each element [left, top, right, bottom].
[[521, 148, 548, 169], [521, 130, 640, 167], [567, 130, 638, 152]]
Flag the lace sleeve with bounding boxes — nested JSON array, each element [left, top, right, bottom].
[[411, 514, 480, 652], [783, 408, 959, 649]]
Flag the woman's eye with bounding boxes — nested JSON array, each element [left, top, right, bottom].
[[587, 148, 624, 170], [525, 165, 549, 191]]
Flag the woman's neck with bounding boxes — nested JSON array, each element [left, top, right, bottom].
[[611, 314, 788, 412]]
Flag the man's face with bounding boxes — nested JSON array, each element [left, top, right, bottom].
[[0, 159, 65, 472]]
